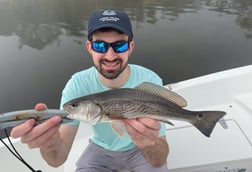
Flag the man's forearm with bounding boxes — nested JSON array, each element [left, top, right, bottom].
[[139, 136, 169, 167]]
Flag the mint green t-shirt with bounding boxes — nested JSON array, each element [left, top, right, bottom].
[[60, 64, 166, 151]]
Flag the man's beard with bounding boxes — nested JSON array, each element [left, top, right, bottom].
[[95, 59, 128, 80]]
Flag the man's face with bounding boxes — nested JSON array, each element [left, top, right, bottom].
[[86, 30, 134, 80]]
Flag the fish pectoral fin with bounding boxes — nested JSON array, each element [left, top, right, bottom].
[[110, 121, 126, 138], [106, 113, 126, 120], [159, 119, 174, 126]]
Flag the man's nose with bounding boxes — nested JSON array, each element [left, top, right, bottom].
[[104, 47, 117, 61]]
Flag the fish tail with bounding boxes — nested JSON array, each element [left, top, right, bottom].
[[192, 111, 226, 137]]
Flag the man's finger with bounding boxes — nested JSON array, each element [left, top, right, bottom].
[[35, 103, 48, 111], [10, 119, 36, 138], [20, 116, 62, 143], [137, 118, 160, 130]]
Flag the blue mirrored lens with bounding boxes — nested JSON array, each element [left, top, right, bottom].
[[112, 41, 129, 53], [91, 41, 129, 53], [92, 41, 108, 53]]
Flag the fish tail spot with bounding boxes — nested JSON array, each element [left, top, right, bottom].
[[192, 111, 226, 137]]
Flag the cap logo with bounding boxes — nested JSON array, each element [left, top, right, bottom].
[[99, 17, 119, 22], [102, 10, 117, 16], [99, 10, 119, 22]]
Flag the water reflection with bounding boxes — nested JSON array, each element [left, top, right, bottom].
[[0, 0, 252, 50], [206, 0, 252, 38], [0, 0, 90, 49]]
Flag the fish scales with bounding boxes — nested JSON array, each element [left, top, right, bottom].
[[94, 89, 188, 119]]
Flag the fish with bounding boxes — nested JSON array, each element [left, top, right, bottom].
[[63, 82, 226, 137], [0, 109, 73, 130]]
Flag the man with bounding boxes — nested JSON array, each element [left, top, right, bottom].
[[11, 9, 169, 172]]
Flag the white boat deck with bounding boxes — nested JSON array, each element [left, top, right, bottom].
[[165, 65, 252, 171], [1, 65, 252, 172]]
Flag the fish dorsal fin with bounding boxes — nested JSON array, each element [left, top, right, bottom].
[[135, 82, 187, 107]]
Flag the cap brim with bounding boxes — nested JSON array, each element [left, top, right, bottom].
[[88, 23, 132, 38]]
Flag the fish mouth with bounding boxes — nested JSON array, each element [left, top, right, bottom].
[[63, 109, 73, 119]]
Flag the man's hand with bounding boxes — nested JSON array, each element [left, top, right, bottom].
[[10, 103, 62, 149], [124, 118, 161, 149], [124, 118, 169, 167]]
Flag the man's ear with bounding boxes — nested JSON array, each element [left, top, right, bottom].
[[86, 40, 93, 55], [128, 40, 135, 56]]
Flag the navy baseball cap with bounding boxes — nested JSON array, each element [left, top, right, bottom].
[[87, 9, 133, 40]]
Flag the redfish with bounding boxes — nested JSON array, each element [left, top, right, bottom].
[[63, 82, 226, 137]]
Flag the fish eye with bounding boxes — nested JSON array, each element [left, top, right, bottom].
[[197, 113, 204, 119], [71, 102, 79, 107]]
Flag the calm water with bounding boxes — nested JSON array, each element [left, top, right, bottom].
[[0, 0, 252, 113]]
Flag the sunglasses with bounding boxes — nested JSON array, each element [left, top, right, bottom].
[[91, 40, 129, 53]]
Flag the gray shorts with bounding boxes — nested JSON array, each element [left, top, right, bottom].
[[75, 140, 168, 172]]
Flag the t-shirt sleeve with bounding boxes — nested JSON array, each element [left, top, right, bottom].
[[159, 122, 166, 136]]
